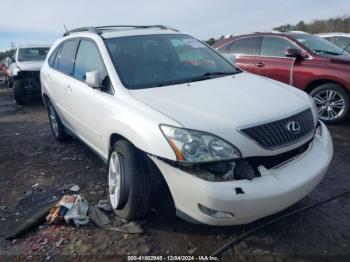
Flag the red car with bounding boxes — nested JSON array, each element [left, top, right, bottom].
[[0, 58, 12, 87], [213, 32, 350, 124]]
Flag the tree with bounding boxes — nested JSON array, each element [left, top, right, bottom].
[[295, 21, 308, 32], [205, 38, 216, 46], [273, 16, 350, 34]]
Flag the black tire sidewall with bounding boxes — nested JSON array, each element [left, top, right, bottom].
[[13, 80, 27, 105], [108, 140, 151, 221], [310, 83, 349, 124]]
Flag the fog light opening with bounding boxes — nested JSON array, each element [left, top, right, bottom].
[[235, 187, 245, 195], [198, 203, 235, 220]]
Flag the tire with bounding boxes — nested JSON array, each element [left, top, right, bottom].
[[13, 80, 27, 105], [108, 139, 151, 221], [310, 83, 349, 124], [8, 78, 13, 88], [47, 100, 69, 142]]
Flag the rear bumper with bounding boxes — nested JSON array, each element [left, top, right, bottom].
[[150, 121, 333, 226]]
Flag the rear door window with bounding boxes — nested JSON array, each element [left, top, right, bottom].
[[332, 36, 350, 50], [260, 36, 297, 57], [216, 44, 230, 54], [73, 40, 106, 81], [55, 40, 79, 75], [229, 37, 260, 55], [48, 46, 61, 67]]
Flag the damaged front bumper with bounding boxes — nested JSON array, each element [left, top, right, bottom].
[[149, 121, 333, 226]]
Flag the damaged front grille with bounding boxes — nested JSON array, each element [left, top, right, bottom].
[[240, 109, 314, 150], [247, 140, 311, 170]]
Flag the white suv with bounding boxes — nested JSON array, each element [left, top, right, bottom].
[[41, 25, 333, 226]]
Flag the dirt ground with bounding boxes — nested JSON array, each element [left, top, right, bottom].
[[0, 83, 350, 261]]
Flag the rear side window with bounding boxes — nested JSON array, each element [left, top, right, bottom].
[[48, 46, 61, 67], [55, 40, 79, 75], [229, 37, 260, 55], [333, 36, 350, 50], [216, 44, 230, 54], [260, 36, 296, 57]]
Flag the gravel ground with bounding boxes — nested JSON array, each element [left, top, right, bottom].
[[0, 84, 350, 261]]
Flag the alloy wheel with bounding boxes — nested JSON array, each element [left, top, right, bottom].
[[108, 151, 124, 209], [48, 105, 59, 137], [313, 89, 346, 121]]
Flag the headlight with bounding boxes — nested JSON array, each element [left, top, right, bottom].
[[309, 95, 319, 124], [160, 125, 241, 163]]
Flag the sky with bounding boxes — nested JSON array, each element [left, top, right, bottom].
[[0, 0, 349, 51]]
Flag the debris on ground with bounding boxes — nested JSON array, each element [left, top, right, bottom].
[[69, 185, 80, 192], [89, 206, 144, 234], [5, 204, 54, 240], [64, 195, 89, 226], [88, 206, 111, 228], [97, 199, 112, 212], [47, 195, 89, 226], [46, 195, 76, 224]]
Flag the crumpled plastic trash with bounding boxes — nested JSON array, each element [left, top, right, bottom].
[[46, 195, 89, 226], [64, 195, 89, 226]]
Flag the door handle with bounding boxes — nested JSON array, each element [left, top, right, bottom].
[[255, 62, 265, 67], [66, 85, 72, 93]]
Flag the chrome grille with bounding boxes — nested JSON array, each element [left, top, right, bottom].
[[241, 109, 315, 149]]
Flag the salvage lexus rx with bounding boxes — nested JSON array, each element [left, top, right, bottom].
[[41, 25, 333, 226]]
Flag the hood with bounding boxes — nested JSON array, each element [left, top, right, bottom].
[[129, 72, 310, 132], [17, 60, 44, 71]]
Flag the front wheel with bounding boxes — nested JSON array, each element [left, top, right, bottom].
[[108, 140, 151, 221], [310, 83, 349, 124]]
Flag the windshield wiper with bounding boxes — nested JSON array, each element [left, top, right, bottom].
[[313, 49, 342, 56], [203, 72, 235, 77], [152, 72, 235, 87]]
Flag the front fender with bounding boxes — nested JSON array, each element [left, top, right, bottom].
[[103, 95, 181, 161], [105, 120, 177, 161]]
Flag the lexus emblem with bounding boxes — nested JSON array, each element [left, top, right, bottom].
[[286, 121, 301, 134]]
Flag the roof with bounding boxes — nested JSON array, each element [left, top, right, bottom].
[[63, 25, 182, 39], [317, 32, 350, 37], [212, 31, 312, 49]]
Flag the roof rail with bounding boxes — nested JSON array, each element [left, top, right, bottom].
[[63, 25, 178, 36], [63, 27, 102, 36]]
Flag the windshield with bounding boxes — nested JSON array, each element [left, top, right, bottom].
[[105, 34, 240, 89], [18, 47, 49, 62], [289, 34, 344, 56]]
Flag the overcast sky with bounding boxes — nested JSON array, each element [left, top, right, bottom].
[[0, 0, 349, 51]]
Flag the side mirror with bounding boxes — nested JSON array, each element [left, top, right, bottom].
[[222, 53, 236, 65], [85, 71, 100, 88], [285, 48, 304, 61]]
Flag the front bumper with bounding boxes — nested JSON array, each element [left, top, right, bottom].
[[150, 121, 333, 226]]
